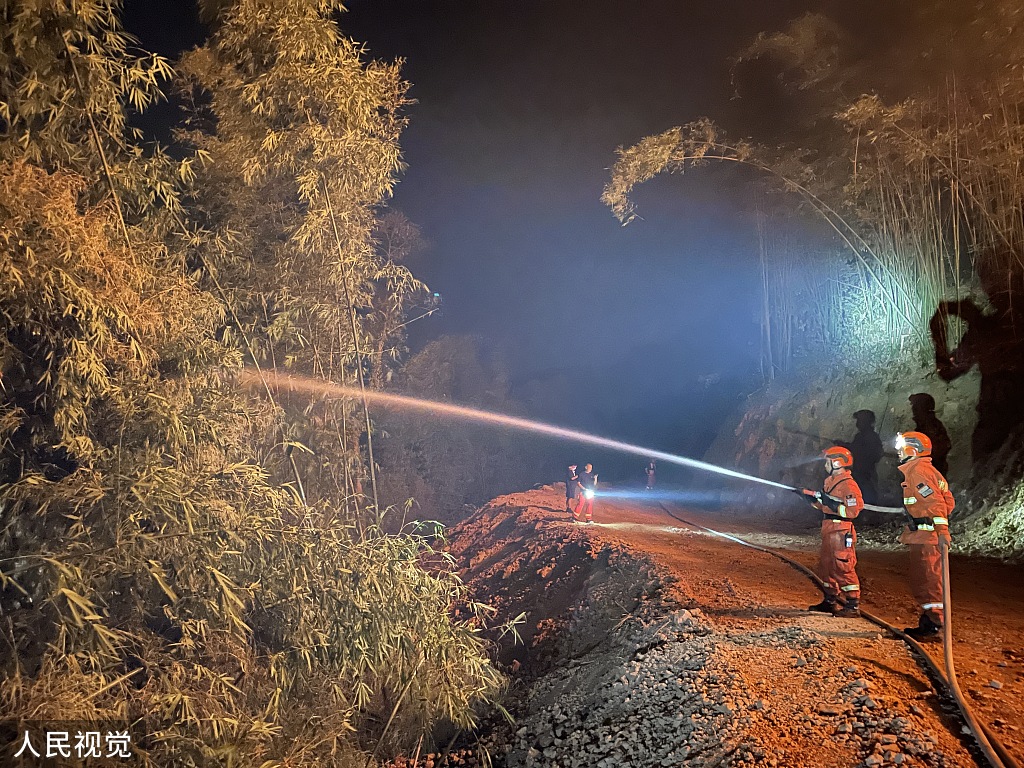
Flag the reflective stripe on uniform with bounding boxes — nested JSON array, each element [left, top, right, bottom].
[[839, 505, 847, 518], [841, 584, 859, 592], [904, 497, 917, 505], [922, 602, 944, 610], [933, 517, 948, 525], [917, 523, 935, 531]]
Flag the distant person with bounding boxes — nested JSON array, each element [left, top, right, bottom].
[[644, 460, 656, 490], [909, 393, 952, 476], [797, 446, 863, 618], [564, 464, 579, 514], [844, 410, 883, 504], [894, 431, 954, 640], [574, 463, 597, 523]]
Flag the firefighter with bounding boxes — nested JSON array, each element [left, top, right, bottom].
[[895, 431, 954, 640], [644, 460, 656, 491], [798, 446, 864, 617], [564, 464, 579, 514], [574, 463, 597, 523]]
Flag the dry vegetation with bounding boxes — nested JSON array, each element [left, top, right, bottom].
[[604, 3, 1024, 378], [0, 1, 504, 765]]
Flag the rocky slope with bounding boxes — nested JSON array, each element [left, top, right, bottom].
[[701, 366, 1024, 558]]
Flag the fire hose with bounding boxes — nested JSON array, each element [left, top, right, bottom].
[[657, 502, 1019, 768]]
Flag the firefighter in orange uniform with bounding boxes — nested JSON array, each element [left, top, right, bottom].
[[799, 446, 864, 618], [895, 431, 954, 640]]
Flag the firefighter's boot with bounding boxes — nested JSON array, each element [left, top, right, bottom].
[[904, 613, 942, 641], [833, 598, 860, 618], [808, 598, 837, 613]]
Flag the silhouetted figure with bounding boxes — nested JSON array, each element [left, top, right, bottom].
[[844, 410, 883, 505], [564, 464, 579, 514], [644, 460, 656, 490], [908, 394, 951, 476], [930, 284, 1024, 466]]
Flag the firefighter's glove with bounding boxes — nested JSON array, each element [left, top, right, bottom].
[[818, 493, 842, 513], [795, 488, 821, 506]]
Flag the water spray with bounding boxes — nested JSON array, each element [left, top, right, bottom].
[[244, 370, 794, 492], [245, 370, 909, 516]]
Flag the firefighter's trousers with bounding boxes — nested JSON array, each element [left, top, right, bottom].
[[817, 526, 860, 601], [908, 542, 945, 626], [574, 495, 593, 522]]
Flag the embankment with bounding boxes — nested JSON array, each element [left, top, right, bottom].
[[442, 487, 980, 768]]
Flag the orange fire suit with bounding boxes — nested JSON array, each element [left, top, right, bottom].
[[814, 469, 863, 601], [574, 493, 593, 522], [574, 471, 596, 522], [897, 456, 954, 626]]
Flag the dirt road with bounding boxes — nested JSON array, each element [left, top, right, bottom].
[[591, 495, 1024, 764], [451, 487, 1024, 768]]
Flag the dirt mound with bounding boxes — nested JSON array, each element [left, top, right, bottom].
[[448, 487, 670, 674], [446, 488, 979, 768]]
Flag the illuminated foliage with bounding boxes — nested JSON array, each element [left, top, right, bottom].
[[0, 1, 504, 764], [177, 0, 430, 506], [604, 1, 1024, 374]]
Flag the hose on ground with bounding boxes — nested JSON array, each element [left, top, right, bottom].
[[656, 503, 1018, 768], [939, 537, 1010, 768]]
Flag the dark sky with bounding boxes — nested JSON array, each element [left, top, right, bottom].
[[337, 0, 902, 454], [125, 0, 909, 467], [337, 1, 788, 446]]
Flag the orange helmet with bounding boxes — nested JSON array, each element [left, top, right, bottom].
[[895, 431, 932, 457], [823, 446, 853, 468]]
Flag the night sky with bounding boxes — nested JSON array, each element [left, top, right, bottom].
[[125, 0, 910, 471]]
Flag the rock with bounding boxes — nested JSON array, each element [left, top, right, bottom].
[[818, 705, 841, 716], [864, 756, 883, 767], [880, 735, 898, 745], [988, 680, 1004, 690]]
